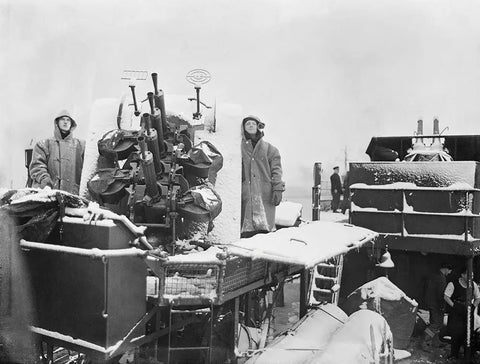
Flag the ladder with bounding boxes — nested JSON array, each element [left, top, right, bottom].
[[167, 301, 214, 364], [309, 254, 345, 306]]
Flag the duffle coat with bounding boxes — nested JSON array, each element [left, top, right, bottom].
[[29, 111, 85, 195], [241, 133, 284, 233]]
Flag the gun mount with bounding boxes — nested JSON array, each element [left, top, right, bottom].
[[87, 72, 222, 251]]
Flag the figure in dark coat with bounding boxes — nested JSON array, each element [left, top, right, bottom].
[[423, 263, 452, 350], [330, 166, 342, 212], [444, 267, 480, 359], [29, 110, 85, 195], [241, 115, 284, 238]]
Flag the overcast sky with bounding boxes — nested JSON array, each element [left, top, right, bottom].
[[2, 0, 480, 197]]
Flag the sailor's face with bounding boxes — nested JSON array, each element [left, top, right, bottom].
[[244, 120, 258, 135], [57, 117, 72, 132]]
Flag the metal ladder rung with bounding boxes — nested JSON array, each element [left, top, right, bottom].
[[309, 255, 345, 306], [314, 274, 337, 281], [312, 288, 333, 294], [168, 302, 214, 364]]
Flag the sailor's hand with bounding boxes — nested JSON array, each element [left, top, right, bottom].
[[272, 190, 283, 206], [40, 177, 53, 189]]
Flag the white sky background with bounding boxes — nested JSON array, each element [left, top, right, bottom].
[[2, 0, 480, 198]]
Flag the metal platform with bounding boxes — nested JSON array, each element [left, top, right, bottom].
[[20, 217, 302, 361], [350, 161, 480, 256]]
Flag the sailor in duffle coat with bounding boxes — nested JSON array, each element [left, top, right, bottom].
[[29, 109, 85, 195], [241, 115, 285, 237]]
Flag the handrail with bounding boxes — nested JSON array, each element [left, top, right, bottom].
[[64, 206, 153, 250], [20, 239, 148, 259], [350, 185, 480, 192]]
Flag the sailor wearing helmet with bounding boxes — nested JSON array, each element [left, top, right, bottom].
[[29, 110, 85, 194], [241, 115, 285, 238]]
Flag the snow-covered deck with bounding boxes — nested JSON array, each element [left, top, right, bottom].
[[165, 220, 378, 268]]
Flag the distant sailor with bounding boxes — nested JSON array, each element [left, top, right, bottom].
[[241, 115, 285, 238], [330, 166, 342, 213], [29, 110, 85, 195]]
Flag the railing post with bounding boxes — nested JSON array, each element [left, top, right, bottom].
[[312, 162, 322, 221], [401, 190, 405, 237], [300, 268, 310, 318], [466, 256, 474, 362]]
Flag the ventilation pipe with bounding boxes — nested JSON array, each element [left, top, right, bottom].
[[431, 118, 442, 150], [413, 119, 424, 150]]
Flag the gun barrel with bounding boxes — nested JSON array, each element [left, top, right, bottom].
[[147, 129, 162, 174], [149, 103, 165, 156], [151, 73, 159, 95], [137, 135, 160, 198], [129, 85, 140, 116], [139, 150, 160, 199], [141, 113, 151, 136], [155, 90, 168, 132], [137, 136, 147, 160], [147, 92, 155, 115]]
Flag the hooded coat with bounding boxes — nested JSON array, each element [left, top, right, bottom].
[[241, 119, 284, 233], [29, 110, 85, 195]]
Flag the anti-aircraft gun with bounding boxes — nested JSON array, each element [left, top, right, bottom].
[[86, 72, 222, 253], [1, 71, 382, 363]]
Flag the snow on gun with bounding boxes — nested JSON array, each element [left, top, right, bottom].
[[1, 70, 385, 363], [79, 71, 242, 251]]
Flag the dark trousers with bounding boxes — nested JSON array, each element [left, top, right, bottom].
[[341, 196, 350, 214], [331, 192, 341, 212], [429, 307, 444, 332], [447, 305, 474, 358], [451, 331, 466, 358]]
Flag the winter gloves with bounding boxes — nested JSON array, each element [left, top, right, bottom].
[[39, 177, 53, 189], [272, 190, 283, 206]]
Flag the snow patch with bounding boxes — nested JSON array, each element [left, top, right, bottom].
[[275, 201, 303, 226], [30, 326, 117, 353], [351, 277, 418, 307], [79, 98, 121, 198], [195, 102, 243, 245], [351, 181, 478, 191], [227, 220, 377, 268]]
